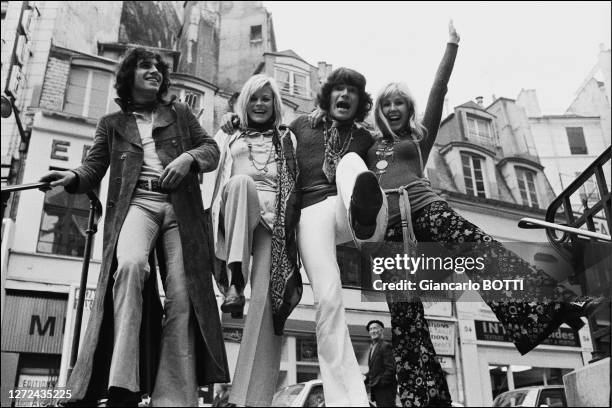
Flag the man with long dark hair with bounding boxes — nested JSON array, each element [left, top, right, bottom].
[[40, 48, 228, 406]]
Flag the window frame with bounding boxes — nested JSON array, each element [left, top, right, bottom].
[[250, 24, 263, 43], [566, 127, 588, 155], [466, 113, 494, 144], [63, 65, 114, 119], [36, 167, 95, 257], [461, 152, 487, 198], [515, 166, 540, 208], [274, 67, 310, 99], [168, 86, 205, 117]]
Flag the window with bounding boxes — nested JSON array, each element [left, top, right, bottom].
[[516, 167, 539, 208], [169, 87, 203, 116], [566, 127, 587, 154], [37, 174, 93, 257], [274, 68, 310, 98], [64, 66, 113, 119], [276, 69, 291, 93], [461, 153, 487, 198], [250, 25, 262, 42], [466, 114, 493, 144], [293, 73, 308, 97], [336, 244, 366, 288], [575, 171, 600, 208]]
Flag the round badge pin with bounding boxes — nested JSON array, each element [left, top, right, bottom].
[[376, 160, 388, 170]]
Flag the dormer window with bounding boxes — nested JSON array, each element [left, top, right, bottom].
[[275, 68, 309, 98], [169, 87, 203, 116], [461, 152, 487, 198], [516, 167, 539, 208], [466, 114, 493, 144]]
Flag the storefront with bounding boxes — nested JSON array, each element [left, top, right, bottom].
[[1, 290, 67, 407], [220, 308, 461, 403], [458, 317, 592, 406]]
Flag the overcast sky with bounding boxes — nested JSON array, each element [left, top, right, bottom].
[[262, 1, 611, 115]]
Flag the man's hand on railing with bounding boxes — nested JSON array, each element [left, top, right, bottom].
[[38, 170, 76, 191]]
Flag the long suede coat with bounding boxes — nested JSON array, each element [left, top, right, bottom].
[[65, 100, 229, 403]]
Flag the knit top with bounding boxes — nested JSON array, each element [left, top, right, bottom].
[[367, 42, 458, 226], [290, 115, 375, 208]]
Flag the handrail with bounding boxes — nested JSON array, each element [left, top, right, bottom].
[[545, 147, 611, 246], [2, 181, 52, 193], [518, 217, 612, 241], [1, 181, 103, 381]]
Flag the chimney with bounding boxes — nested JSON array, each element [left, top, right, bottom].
[[318, 62, 334, 85], [475, 96, 484, 107]]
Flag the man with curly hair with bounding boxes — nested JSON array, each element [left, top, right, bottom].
[[40, 47, 228, 406], [219, 67, 387, 406], [291, 68, 387, 406]]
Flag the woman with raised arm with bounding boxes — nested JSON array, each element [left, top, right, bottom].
[[369, 20, 604, 406], [206, 74, 302, 406]]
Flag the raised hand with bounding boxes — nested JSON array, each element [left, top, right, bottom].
[[449, 19, 460, 44]]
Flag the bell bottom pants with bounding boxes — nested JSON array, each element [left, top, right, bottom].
[[218, 175, 284, 406], [383, 200, 582, 407], [298, 153, 388, 406], [111, 189, 197, 406]]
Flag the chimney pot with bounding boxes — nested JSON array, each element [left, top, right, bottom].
[[476, 96, 484, 106]]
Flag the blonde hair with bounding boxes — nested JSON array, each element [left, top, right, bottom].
[[235, 74, 283, 131], [374, 82, 427, 142]]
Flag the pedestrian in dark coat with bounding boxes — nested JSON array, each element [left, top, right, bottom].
[[40, 47, 228, 406], [365, 320, 397, 407]]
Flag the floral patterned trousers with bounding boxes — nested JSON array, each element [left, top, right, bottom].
[[379, 200, 579, 407]]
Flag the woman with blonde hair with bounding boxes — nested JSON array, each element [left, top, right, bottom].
[[206, 74, 302, 406], [369, 20, 603, 406]]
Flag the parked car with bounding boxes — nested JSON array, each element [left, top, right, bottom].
[[272, 380, 326, 407], [492, 385, 567, 407], [272, 380, 464, 407]]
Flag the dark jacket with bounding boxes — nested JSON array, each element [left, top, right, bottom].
[[366, 340, 396, 388], [65, 100, 229, 402]]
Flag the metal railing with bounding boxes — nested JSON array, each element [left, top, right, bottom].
[[519, 146, 611, 360], [1, 181, 103, 379]]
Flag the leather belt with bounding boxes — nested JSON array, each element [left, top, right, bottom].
[[137, 178, 164, 192]]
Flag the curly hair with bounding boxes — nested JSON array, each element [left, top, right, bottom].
[[114, 47, 171, 104], [317, 67, 373, 123]]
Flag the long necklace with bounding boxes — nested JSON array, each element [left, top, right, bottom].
[[322, 121, 354, 183], [246, 132, 275, 175]]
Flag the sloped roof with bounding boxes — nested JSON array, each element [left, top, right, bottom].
[[456, 100, 485, 111]]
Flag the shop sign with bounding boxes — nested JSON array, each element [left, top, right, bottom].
[[458, 319, 477, 344], [475, 320, 580, 347], [1, 292, 67, 354], [423, 301, 452, 317], [429, 320, 455, 355]]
